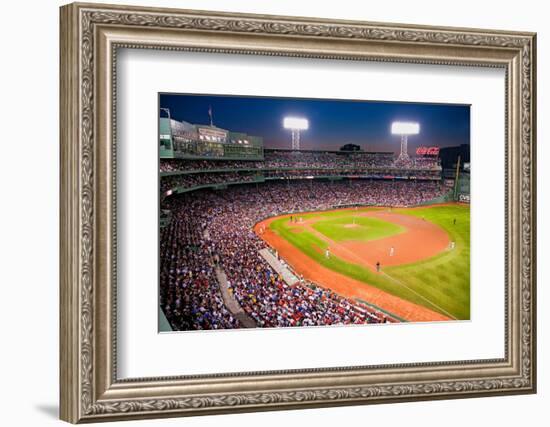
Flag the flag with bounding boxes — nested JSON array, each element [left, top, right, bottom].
[[208, 105, 213, 126]]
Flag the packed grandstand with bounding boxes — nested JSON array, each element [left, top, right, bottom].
[[160, 149, 440, 172], [160, 149, 442, 195], [159, 148, 448, 331]]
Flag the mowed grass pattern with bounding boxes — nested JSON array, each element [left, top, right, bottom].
[[312, 216, 404, 242], [269, 205, 470, 320], [387, 205, 470, 319]]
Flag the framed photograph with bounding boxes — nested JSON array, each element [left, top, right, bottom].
[[60, 2, 536, 423]]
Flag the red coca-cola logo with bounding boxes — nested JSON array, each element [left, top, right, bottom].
[[416, 146, 440, 156]]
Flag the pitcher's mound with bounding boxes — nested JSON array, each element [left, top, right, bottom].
[[344, 224, 360, 229]]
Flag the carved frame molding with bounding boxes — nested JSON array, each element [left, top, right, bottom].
[[60, 2, 536, 423]]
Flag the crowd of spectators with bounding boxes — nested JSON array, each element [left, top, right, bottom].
[[262, 169, 441, 180], [412, 156, 442, 169], [159, 151, 443, 193], [160, 179, 447, 331], [160, 171, 260, 193], [160, 209, 241, 330], [262, 150, 397, 169], [159, 150, 441, 173], [161, 159, 256, 172]]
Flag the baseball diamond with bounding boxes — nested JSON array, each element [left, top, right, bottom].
[[255, 204, 470, 321], [159, 175, 470, 330], [158, 95, 471, 331]]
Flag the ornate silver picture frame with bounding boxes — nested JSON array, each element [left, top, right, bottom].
[[60, 2, 536, 423]]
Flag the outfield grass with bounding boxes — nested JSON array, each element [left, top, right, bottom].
[[269, 204, 470, 320], [388, 205, 470, 319]]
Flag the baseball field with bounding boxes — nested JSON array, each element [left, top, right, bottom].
[[254, 204, 470, 322]]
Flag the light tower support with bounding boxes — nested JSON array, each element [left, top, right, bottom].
[[399, 134, 409, 162], [291, 129, 300, 150], [283, 117, 309, 151], [391, 121, 420, 163]]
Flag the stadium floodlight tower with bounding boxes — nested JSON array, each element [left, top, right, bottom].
[[391, 121, 420, 162], [283, 117, 309, 150]]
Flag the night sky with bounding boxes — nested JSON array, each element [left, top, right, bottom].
[[160, 93, 470, 153]]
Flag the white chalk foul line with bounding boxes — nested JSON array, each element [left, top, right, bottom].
[[380, 271, 457, 320], [304, 220, 457, 320]]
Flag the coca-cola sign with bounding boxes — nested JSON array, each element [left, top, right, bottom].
[[416, 146, 440, 156]]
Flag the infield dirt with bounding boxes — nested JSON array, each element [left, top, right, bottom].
[[254, 208, 451, 322]]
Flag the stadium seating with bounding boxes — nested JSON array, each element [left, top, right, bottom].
[[160, 179, 446, 330]]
